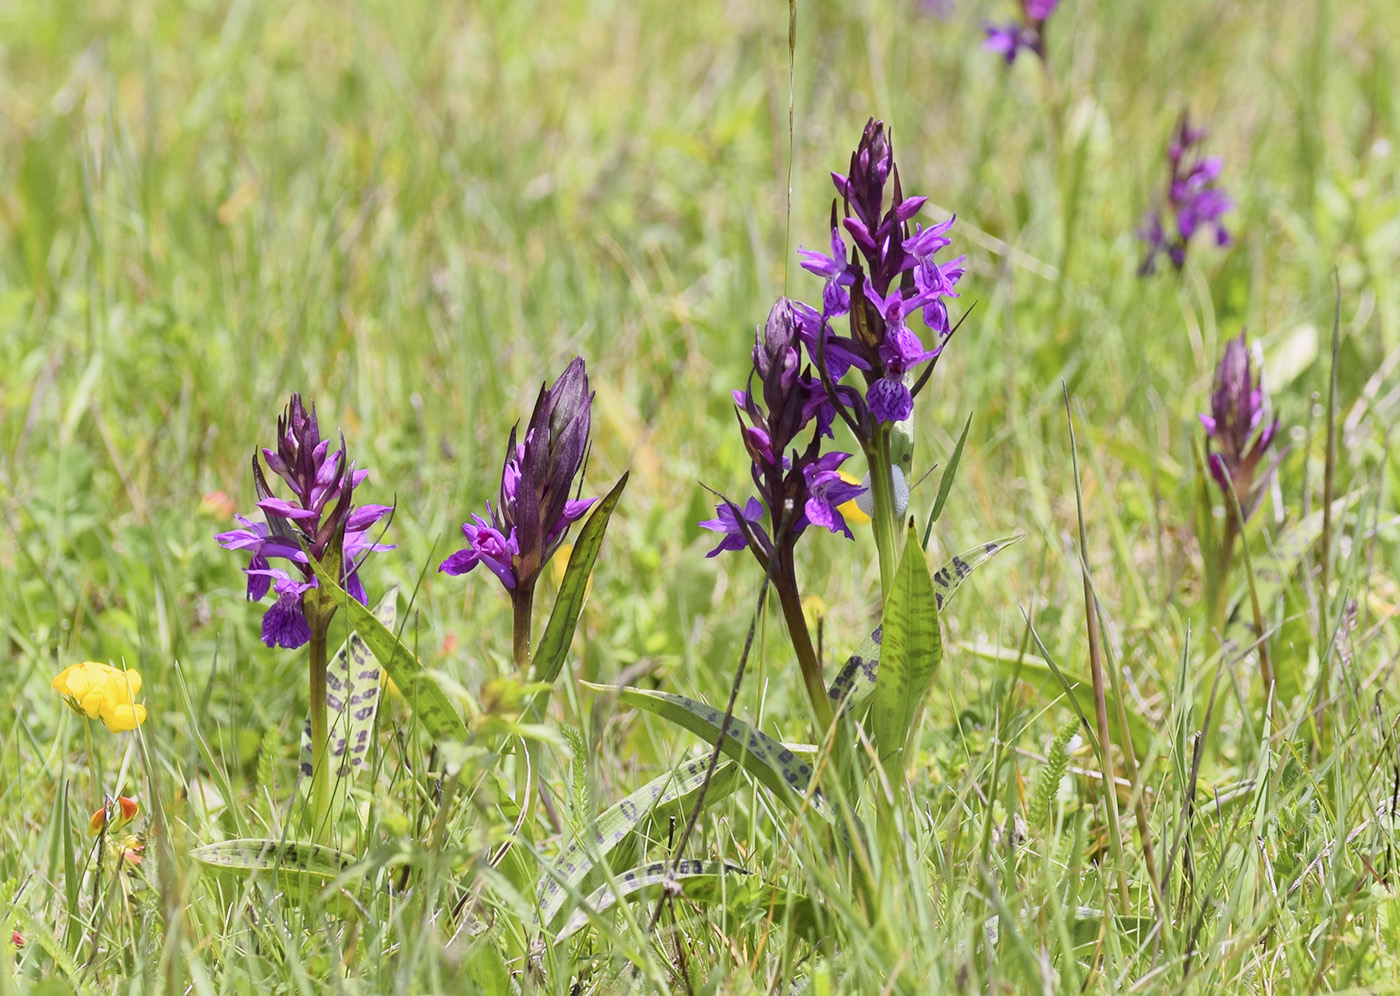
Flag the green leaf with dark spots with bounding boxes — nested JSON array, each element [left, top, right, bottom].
[[538, 755, 742, 927], [307, 557, 469, 745], [553, 858, 748, 942], [871, 525, 943, 764], [580, 682, 829, 821], [827, 535, 1019, 712]]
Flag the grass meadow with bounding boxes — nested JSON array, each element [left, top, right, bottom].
[[3, 0, 1400, 992]]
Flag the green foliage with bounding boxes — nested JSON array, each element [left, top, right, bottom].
[[5, 0, 1400, 991], [871, 526, 944, 766], [307, 557, 469, 744]]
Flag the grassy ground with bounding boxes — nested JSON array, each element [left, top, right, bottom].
[[3, 0, 1399, 991]]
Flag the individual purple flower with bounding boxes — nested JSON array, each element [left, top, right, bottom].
[[1200, 332, 1280, 519], [1139, 112, 1234, 275], [440, 513, 520, 589], [216, 394, 393, 650], [798, 226, 855, 320], [247, 568, 315, 649], [983, 0, 1060, 64], [440, 357, 595, 596], [802, 453, 865, 539], [699, 497, 770, 558]]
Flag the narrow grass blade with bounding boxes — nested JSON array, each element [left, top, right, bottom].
[[554, 858, 748, 942], [300, 586, 398, 781], [827, 535, 1020, 711], [533, 472, 628, 690], [307, 557, 468, 744], [580, 682, 829, 821], [538, 756, 742, 926], [871, 525, 943, 764], [922, 411, 973, 549]]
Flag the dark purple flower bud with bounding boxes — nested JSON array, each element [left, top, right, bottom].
[[1139, 111, 1234, 275], [440, 357, 595, 594], [1201, 333, 1281, 518], [217, 393, 394, 649]]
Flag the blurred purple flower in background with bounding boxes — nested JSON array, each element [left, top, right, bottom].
[[984, 0, 1060, 64], [217, 394, 393, 648], [1139, 112, 1234, 275]]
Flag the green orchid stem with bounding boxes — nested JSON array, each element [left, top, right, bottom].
[[774, 570, 835, 733], [307, 624, 330, 844], [512, 579, 536, 674], [868, 428, 900, 599]]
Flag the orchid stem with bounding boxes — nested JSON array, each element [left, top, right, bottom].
[[775, 571, 835, 732], [307, 625, 330, 843], [868, 427, 899, 600]]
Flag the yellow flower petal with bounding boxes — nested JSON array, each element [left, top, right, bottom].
[[54, 662, 147, 732]]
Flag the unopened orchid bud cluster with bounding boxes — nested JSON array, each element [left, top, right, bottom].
[[1201, 332, 1279, 519], [440, 357, 595, 594]]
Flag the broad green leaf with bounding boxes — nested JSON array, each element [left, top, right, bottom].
[[871, 526, 943, 763], [307, 557, 469, 745], [192, 838, 364, 916], [827, 535, 1020, 712], [300, 587, 398, 782], [554, 858, 748, 942], [533, 472, 628, 690], [191, 838, 352, 877], [538, 755, 743, 926], [580, 682, 829, 822]]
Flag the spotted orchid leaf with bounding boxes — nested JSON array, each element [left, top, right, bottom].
[[307, 556, 469, 744], [581, 682, 830, 822], [553, 858, 749, 942], [827, 535, 1020, 713], [871, 525, 943, 764], [300, 587, 397, 782], [191, 838, 352, 878], [538, 754, 747, 927]]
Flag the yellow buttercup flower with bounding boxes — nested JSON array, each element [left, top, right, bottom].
[[52, 662, 147, 733]]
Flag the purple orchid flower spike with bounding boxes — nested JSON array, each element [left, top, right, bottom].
[[705, 299, 866, 563], [1139, 111, 1234, 275], [216, 393, 394, 649], [802, 119, 966, 433], [440, 357, 595, 598], [984, 0, 1060, 64], [1201, 332, 1280, 520]]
